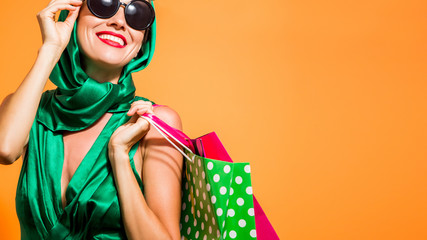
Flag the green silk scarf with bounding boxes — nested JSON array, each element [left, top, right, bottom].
[[16, 4, 157, 239], [38, 7, 156, 131]]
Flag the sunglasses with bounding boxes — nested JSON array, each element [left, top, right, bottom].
[[86, 0, 155, 30]]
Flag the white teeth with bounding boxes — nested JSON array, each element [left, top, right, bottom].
[[98, 34, 125, 46]]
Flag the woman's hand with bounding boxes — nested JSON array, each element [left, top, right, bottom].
[[37, 0, 83, 52], [108, 105, 183, 240], [108, 101, 154, 163]]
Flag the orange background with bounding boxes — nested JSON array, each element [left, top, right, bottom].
[[1, 0, 427, 239]]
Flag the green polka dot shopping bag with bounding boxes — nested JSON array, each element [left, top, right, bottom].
[[142, 112, 279, 240]]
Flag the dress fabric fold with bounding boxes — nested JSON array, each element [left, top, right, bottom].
[[16, 92, 150, 239]]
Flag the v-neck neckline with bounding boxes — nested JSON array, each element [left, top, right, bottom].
[[58, 113, 117, 212]]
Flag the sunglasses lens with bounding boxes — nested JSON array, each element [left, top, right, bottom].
[[89, 0, 119, 18], [126, 1, 154, 30]]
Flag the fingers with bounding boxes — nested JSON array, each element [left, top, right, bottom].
[[37, 0, 83, 50], [63, 5, 81, 27], [47, 0, 83, 7], [43, 0, 83, 14], [123, 111, 150, 132], [37, 1, 81, 28], [55, 0, 83, 27], [38, 4, 73, 20], [127, 101, 154, 116], [38, 0, 82, 21], [109, 101, 153, 151]]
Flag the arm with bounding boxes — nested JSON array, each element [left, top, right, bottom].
[[0, 0, 82, 164], [109, 101, 183, 240], [0, 45, 60, 164]]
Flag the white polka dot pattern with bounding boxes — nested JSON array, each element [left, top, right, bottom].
[[180, 150, 256, 239]]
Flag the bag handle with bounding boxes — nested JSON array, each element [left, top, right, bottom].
[[141, 113, 192, 148], [140, 113, 195, 162]]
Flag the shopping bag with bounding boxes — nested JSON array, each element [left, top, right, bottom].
[[196, 132, 280, 240], [142, 113, 277, 239]]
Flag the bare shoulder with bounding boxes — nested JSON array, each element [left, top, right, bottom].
[[139, 105, 184, 239], [137, 105, 183, 163], [152, 105, 183, 131]]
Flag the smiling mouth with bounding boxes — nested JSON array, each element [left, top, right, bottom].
[[96, 32, 127, 48]]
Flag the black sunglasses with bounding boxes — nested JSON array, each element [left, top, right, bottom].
[[86, 0, 155, 30]]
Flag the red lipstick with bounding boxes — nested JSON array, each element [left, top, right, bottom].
[[96, 31, 127, 48]]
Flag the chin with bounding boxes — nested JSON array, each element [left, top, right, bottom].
[[83, 50, 131, 70], [99, 53, 127, 66]]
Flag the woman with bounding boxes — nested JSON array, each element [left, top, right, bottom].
[[0, 0, 183, 239]]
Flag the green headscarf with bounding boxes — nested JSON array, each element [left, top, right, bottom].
[[37, 4, 156, 132]]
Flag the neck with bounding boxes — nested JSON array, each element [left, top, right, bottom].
[[81, 56, 123, 85]]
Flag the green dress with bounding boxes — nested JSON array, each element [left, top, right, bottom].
[[15, 2, 157, 238], [16, 91, 153, 239]]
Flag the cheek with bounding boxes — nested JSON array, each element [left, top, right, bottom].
[[76, 15, 90, 41], [75, 17, 97, 61], [133, 30, 146, 46], [129, 34, 145, 57], [76, 21, 86, 51]]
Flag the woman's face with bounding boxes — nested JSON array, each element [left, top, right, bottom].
[[76, 0, 146, 70]]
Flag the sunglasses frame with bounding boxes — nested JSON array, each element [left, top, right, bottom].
[[86, 0, 155, 31]]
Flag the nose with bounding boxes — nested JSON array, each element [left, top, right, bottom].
[[106, 5, 126, 30]]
